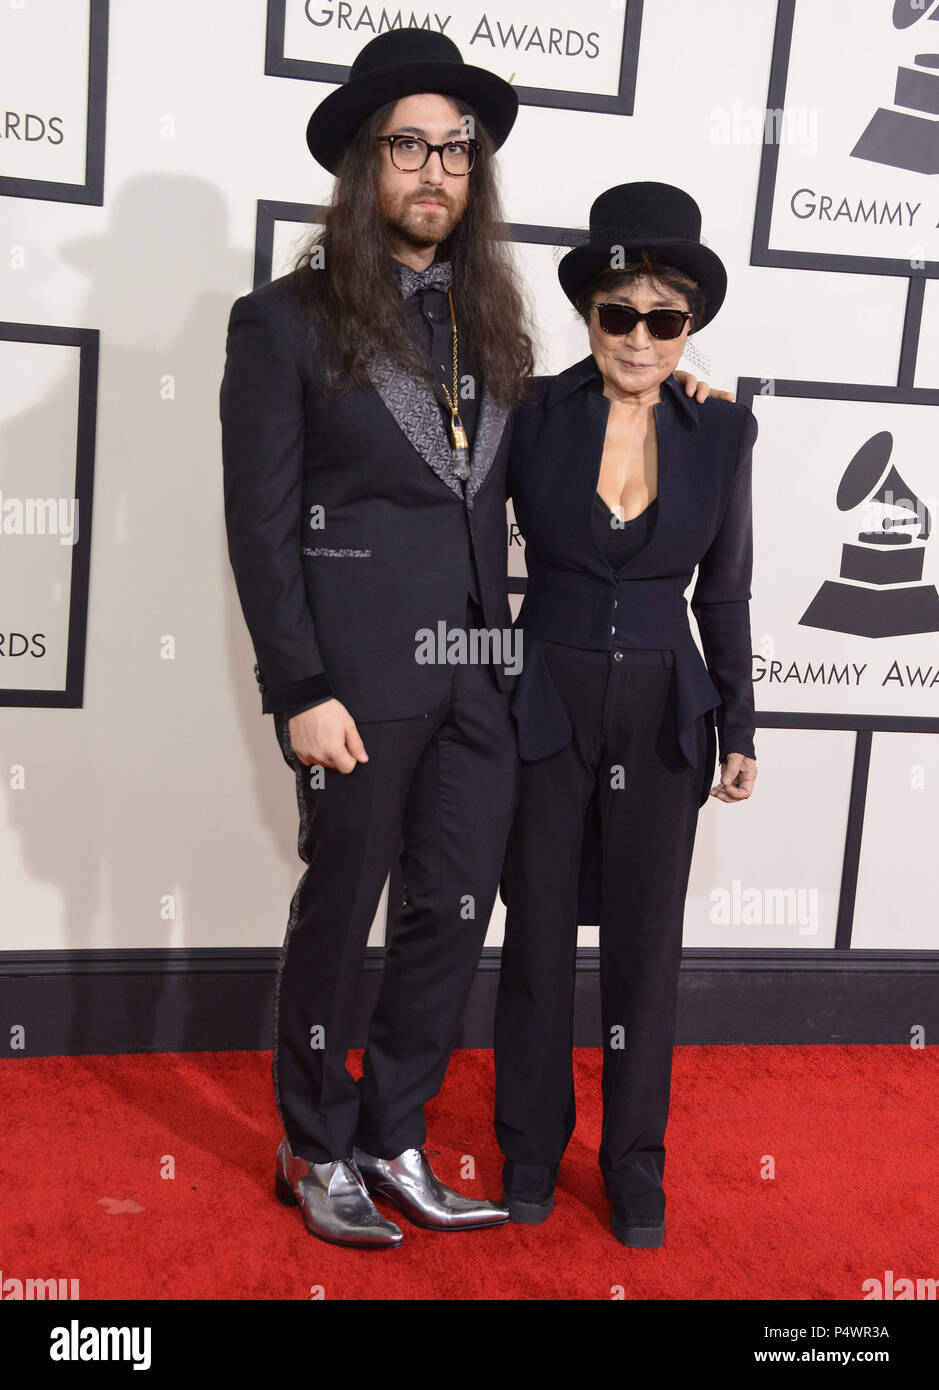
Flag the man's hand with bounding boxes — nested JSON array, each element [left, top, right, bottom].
[[288, 699, 368, 774], [709, 753, 757, 802], [674, 369, 734, 404]]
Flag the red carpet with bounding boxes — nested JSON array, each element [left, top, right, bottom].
[[1, 1046, 935, 1300]]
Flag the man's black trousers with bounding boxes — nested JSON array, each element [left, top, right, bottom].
[[494, 641, 709, 1203], [271, 602, 518, 1163]]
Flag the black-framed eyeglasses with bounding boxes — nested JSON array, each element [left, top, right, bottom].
[[377, 134, 480, 175], [593, 302, 693, 339]]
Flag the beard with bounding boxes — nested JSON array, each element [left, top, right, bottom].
[[379, 185, 464, 248]]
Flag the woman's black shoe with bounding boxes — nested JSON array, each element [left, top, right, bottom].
[[609, 1192, 665, 1248], [501, 1160, 560, 1224]]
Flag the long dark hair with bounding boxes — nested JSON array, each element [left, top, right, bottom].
[[287, 98, 533, 409]]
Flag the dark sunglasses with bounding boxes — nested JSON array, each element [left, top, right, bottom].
[[593, 302, 693, 339]]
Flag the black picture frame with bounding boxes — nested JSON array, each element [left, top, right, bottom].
[[738, 373, 939, 949], [250, 199, 591, 948], [0, 0, 109, 206], [264, 0, 643, 117], [251, 194, 584, 291], [251, 202, 583, 614], [0, 321, 98, 707], [751, 0, 939, 280], [738, 372, 939, 744]]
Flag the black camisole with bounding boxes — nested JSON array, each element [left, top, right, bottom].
[[592, 493, 658, 569]]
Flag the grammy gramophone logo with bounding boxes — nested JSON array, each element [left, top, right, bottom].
[[800, 430, 939, 638], [852, 0, 939, 174]]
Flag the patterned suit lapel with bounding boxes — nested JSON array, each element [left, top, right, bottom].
[[466, 381, 508, 504], [366, 353, 463, 498]]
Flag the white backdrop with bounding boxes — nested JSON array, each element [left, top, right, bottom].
[[1, 0, 937, 955]]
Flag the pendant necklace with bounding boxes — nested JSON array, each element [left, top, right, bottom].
[[441, 288, 470, 481]]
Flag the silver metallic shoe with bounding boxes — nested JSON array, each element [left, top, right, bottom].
[[275, 1137, 404, 1248], [353, 1145, 510, 1231]]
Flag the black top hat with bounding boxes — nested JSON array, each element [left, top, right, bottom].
[[306, 30, 519, 173], [558, 183, 727, 332]]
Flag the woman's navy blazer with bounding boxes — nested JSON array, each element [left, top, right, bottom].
[[507, 354, 759, 799]]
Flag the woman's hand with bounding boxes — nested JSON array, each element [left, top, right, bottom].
[[710, 753, 757, 802], [674, 369, 734, 404]]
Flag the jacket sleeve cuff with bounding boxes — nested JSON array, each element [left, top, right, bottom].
[[718, 726, 756, 762], [260, 671, 334, 715], [278, 694, 335, 720]]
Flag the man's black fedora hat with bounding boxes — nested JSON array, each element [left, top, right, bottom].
[[558, 182, 727, 332], [306, 30, 519, 173]]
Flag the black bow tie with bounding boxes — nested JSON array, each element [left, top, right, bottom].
[[397, 260, 453, 298]]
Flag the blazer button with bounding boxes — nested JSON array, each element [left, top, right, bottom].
[[613, 649, 624, 661]]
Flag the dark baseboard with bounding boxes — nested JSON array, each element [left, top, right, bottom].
[[1, 948, 938, 1056]]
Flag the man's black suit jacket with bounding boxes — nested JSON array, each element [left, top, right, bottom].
[[219, 273, 517, 720]]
